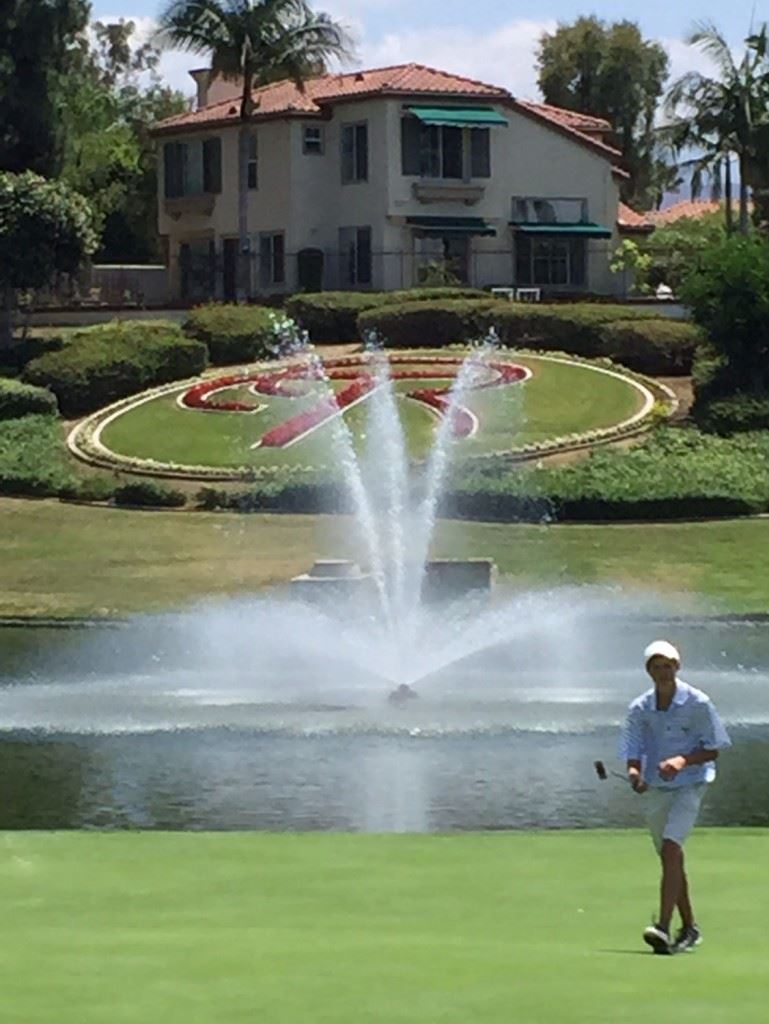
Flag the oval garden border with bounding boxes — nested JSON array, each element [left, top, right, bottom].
[[66, 350, 677, 482]]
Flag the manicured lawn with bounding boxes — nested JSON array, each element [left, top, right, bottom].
[[98, 354, 645, 469], [0, 830, 766, 1023], [1, 499, 769, 617]]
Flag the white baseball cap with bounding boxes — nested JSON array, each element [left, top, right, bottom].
[[644, 640, 680, 665]]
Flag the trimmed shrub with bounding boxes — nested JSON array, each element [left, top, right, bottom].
[[0, 414, 74, 497], [0, 377, 58, 419], [2, 331, 68, 370], [23, 320, 207, 416], [183, 304, 278, 364], [694, 393, 769, 434], [680, 235, 769, 393], [59, 474, 118, 502], [597, 319, 702, 375], [358, 299, 671, 363], [113, 480, 186, 508], [358, 299, 501, 347], [285, 287, 486, 342]]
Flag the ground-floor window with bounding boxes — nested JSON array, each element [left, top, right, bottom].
[[339, 226, 372, 286], [259, 232, 285, 287], [515, 235, 586, 287], [414, 234, 470, 285]]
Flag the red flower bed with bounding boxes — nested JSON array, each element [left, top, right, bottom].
[[260, 375, 376, 447], [179, 354, 528, 444]]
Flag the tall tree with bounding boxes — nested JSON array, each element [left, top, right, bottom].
[[664, 22, 769, 235], [60, 20, 190, 261], [0, 172, 97, 346], [536, 17, 670, 210], [157, 0, 352, 300], [0, 0, 91, 176]]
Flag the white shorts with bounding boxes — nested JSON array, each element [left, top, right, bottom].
[[646, 783, 706, 853]]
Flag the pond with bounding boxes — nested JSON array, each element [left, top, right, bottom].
[[2, 603, 767, 832]]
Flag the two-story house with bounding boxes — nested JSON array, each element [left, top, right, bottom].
[[152, 63, 634, 302]]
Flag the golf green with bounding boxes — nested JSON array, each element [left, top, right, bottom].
[[1, 830, 765, 1023]]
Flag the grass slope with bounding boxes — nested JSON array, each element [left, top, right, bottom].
[[1, 830, 766, 1023], [1, 500, 769, 617]]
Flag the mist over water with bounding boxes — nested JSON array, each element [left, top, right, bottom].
[[2, 339, 768, 830]]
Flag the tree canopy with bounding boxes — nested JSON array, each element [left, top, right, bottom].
[[0, 172, 98, 344], [664, 22, 769, 234], [0, 0, 90, 177], [536, 17, 671, 210], [59, 20, 190, 261]]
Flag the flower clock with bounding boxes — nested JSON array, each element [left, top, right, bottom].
[[179, 354, 530, 449]]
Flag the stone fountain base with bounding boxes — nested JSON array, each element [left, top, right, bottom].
[[289, 559, 496, 603]]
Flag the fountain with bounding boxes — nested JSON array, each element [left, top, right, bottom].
[[1, 329, 768, 832]]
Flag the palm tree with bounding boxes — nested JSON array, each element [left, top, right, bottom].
[[664, 22, 769, 234], [157, 0, 352, 299]]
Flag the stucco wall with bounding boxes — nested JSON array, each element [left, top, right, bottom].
[[157, 96, 622, 297]]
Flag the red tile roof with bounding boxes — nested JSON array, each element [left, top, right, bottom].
[[152, 62, 625, 171], [155, 63, 509, 133], [516, 101, 611, 133], [647, 199, 723, 224], [617, 202, 655, 233]]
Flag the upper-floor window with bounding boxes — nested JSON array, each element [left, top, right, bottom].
[[303, 125, 324, 155], [164, 137, 221, 198], [512, 197, 588, 224], [401, 121, 490, 180], [339, 226, 372, 286], [247, 134, 258, 189], [341, 123, 368, 183], [259, 232, 285, 286]]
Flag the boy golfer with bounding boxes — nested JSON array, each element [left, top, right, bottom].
[[619, 640, 731, 955]]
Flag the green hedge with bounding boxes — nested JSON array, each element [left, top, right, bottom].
[[357, 300, 697, 373], [2, 331, 68, 370], [285, 288, 487, 341], [194, 428, 769, 521], [358, 299, 500, 348], [596, 319, 701, 376], [23, 320, 208, 417], [113, 481, 186, 508], [0, 378, 58, 419], [0, 414, 75, 497], [358, 299, 700, 374], [183, 304, 278, 364], [694, 393, 769, 434]]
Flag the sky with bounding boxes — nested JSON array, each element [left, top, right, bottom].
[[92, 0, 764, 101]]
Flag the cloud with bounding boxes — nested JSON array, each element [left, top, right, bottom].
[[356, 19, 557, 99], [89, 12, 725, 109]]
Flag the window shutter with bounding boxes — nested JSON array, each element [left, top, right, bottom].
[[470, 129, 490, 178], [203, 137, 222, 193], [401, 118, 420, 175], [356, 228, 372, 285], [164, 142, 183, 198], [273, 235, 285, 284], [259, 235, 272, 288], [341, 126, 354, 183], [355, 124, 368, 181]]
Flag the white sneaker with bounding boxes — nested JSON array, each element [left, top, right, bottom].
[[673, 925, 702, 952], [643, 924, 674, 955]]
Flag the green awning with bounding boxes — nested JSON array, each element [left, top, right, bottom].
[[511, 223, 613, 238], [407, 216, 497, 237], [406, 105, 508, 128]]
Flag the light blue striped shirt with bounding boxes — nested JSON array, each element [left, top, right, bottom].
[[618, 679, 731, 789]]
